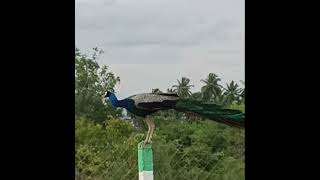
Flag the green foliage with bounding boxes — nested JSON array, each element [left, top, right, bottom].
[[197, 73, 244, 107], [153, 117, 245, 180], [227, 101, 245, 113], [76, 117, 142, 180], [223, 80, 242, 103], [76, 115, 244, 180], [75, 48, 121, 122], [172, 77, 194, 98], [75, 48, 245, 180], [201, 73, 223, 101]]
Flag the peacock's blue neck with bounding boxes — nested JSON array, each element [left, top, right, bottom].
[[108, 93, 129, 109]]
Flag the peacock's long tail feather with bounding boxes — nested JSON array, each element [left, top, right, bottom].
[[174, 99, 244, 129]]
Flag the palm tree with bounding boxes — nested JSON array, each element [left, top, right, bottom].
[[190, 92, 202, 100], [200, 73, 223, 101], [224, 81, 241, 103], [239, 80, 245, 103], [210, 91, 229, 107], [172, 77, 194, 98]]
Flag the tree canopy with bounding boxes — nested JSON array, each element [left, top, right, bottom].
[[75, 47, 245, 180]]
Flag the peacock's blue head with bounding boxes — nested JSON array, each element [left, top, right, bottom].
[[104, 91, 113, 98], [103, 89, 118, 107]]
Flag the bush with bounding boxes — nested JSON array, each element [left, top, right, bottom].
[[75, 115, 244, 180]]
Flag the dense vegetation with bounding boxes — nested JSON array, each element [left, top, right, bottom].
[[75, 48, 245, 180]]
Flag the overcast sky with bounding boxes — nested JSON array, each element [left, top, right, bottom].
[[76, 0, 244, 98]]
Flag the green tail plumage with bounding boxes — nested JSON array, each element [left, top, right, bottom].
[[174, 99, 245, 129]]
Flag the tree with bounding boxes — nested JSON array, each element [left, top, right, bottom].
[[239, 80, 245, 103], [172, 77, 194, 98], [190, 91, 202, 100], [75, 47, 121, 122], [224, 81, 241, 104], [210, 91, 230, 107], [200, 73, 223, 101]]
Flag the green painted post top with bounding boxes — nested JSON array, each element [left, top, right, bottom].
[[138, 141, 153, 172]]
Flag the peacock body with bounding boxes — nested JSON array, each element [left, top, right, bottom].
[[105, 91, 244, 128]]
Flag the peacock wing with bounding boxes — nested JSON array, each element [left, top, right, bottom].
[[153, 92, 179, 97], [129, 93, 179, 110]]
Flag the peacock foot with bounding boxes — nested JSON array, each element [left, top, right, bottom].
[[144, 139, 152, 145]]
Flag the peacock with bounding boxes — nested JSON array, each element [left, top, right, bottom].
[[104, 91, 244, 144]]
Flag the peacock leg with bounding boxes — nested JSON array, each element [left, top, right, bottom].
[[144, 116, 151, 145], [147, 118, 155, 144]]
